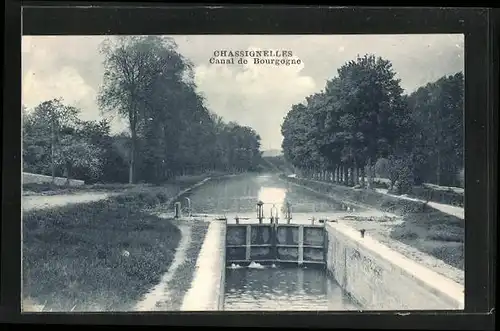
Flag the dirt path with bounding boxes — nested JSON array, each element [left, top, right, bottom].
[[375, 188, 464, 219], [134, 223, 192, 311], [22, 192, 116, 212]]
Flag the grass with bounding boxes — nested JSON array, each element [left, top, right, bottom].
[[22, 182, 142, 196], [282, 175, 465, 271], [22, 181, 207, 312], [390, 211, 464, 270]]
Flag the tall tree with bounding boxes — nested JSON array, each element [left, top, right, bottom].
[[22, 99, 79, 182], [98, 35, 191, 183], [407, 72, 464, 186], [334, 54, 409, 187]]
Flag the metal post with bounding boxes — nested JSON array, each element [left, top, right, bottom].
[[245, 225, 252, 261], [273, 204, 279, 224], [184, 197, 192, 217], [298, 225, 304, 266], [174, 202, 181, 218], [285, 201, 292, 224], [270, 204, 278, 224], [257, 201, 264, 224]]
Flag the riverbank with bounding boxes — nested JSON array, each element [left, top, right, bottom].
[[22, 176, 211, 312], [22, 173, 220, 197], [281, 176, 464, 285]]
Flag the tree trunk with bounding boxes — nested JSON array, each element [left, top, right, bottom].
[[436, 150, 441, 186], [51, 118, 56, 184], [346, 166, 350, 186], [128, 103, 139, 185], [65, 161, 72, 186], [366, 158, 375, 189], [360, 165, 366, 187], [129, 129, 136, 184], [350, 166, 355, 186], [355, 165, 360, 185]]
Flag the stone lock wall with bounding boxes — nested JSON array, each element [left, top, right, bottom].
[[325, 222, 464, 310]]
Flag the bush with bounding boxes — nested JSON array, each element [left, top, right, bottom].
[[387, 155, 414, 194], [411, 185, 464, 206], [426, 230, 463, 242]]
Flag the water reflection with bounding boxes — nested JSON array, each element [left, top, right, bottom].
[[186, 174, 361, 217], [257, 186, 287, 217], [224, 267, 359, 311]]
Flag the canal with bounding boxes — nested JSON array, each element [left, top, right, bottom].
[[186, 173, 362, 311]]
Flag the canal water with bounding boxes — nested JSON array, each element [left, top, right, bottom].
[[186, 174, 362, 311], [224, 266, 359, 311]]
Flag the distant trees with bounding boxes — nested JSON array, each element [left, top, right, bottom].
[[23, 99, 105, 184], [23, 36, 262, 185], [281, 54, 464, 192]]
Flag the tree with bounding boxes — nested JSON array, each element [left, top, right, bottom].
[[281, 55, 464, 192], [387, 154, 414, 194], [67, 118, 129, 184], [98, 35, 191, 184], [22, 99, 79, 182], [333, 54, 409, 188], [282, 55, 409, 187], [407, 72, 464, 186], [53, 134, 103, 184]]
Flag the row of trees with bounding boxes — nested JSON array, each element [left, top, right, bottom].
[[281, 54, 464, 192], [23, 36, 262, 184]]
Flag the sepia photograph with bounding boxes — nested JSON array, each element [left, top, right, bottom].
[[21, 34, 465, 312]]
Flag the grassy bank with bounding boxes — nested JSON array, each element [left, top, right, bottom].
[[22, 172, 224, 197], [22, 179, 207, 311], [359, 177, 463, 207], [282, 176, 464, 271]]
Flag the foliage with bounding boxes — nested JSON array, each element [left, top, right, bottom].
[[24, 37, 263, 185], [281, 53, 464, 190], [387, 154, 414, 194], [23, 99, 102, 181], [407, 72, 464, 186]]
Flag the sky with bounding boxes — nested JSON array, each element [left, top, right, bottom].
[[22, 34, 464, 151]]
